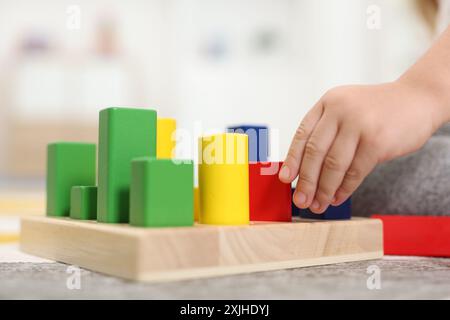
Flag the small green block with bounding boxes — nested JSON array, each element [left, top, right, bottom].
[[70, 186, 97, 220], [97, 107, 157, 223], [46, 142, 96, 217], [130, 157, 194, 227]]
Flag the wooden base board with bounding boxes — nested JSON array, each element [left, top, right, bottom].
[[20, 216, 383, 282]]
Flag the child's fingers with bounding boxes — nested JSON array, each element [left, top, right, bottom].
[[279, 102, 323, 183], [333, 143, 377, 205], [311, 127, 359, 213], [293, 115, 338, 209]]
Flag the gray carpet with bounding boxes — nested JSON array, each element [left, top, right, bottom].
[[1, 258, 450, 299], [353, 123, 450, 217]]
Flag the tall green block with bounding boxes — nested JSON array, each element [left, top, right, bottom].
[[130, 157, 194, 227], [98, 107, 157, 223], [70, 186, 97, 220], [46, 142, 96, 217]]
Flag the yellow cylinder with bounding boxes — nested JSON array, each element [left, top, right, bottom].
[[157, 118, 176, 159], [198, 133, 249, 225]]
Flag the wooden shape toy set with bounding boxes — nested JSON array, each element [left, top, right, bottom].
[[20, 107, 383, 282]]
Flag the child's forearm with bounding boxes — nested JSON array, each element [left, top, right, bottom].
[[399, 26, 450, 130], [281, 26, 450, 214]]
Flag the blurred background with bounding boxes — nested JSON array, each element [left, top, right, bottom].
[[0, 0, 440, 198]]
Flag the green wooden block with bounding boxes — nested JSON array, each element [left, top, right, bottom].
[[98, 107, 157, 223], [70, 186, 97, 220], [46, 142, 96, 217], [130, 157, 194, 227]]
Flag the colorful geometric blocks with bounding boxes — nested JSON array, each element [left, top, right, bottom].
[[372, 215, 450, 257], [97, 107, 157, 223], [157, 118, 176, 159], [296, 198, 352, 220], [46, 142, 96, 217], [249, 162, 292, 222], [198, 133, 249, 225], [227, 125, 269, 162], [130, 157, 194, 227], [46, 107, 354, 232], [70, 186, 97, 220]]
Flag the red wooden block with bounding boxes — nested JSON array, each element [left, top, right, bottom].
[[372, 215, 450, 257], [249, 162, 292, 222]]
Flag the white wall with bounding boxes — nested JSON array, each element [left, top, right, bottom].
[[0, 0, 433, 169], [165, 0, 432, 160]]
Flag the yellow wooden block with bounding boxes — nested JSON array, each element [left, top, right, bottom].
[[194, 187, 200, 222], [157, 118, 176, 159], [198, 133, 249, 225], [0, 234, 19, 243]]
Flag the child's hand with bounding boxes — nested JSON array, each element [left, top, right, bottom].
[[279, 81, 445, 214]]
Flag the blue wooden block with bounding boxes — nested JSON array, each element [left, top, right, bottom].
[[298, 198, 352, 220], [227, 125, 269, 162], [291, 187, 300, 216]]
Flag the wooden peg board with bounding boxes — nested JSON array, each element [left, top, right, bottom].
[[20, 216, 383, 282]]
